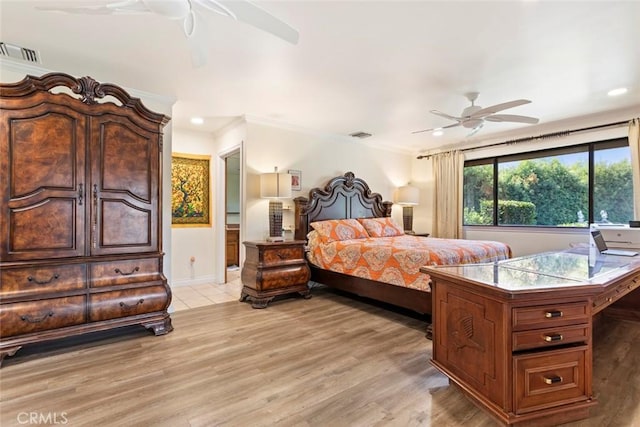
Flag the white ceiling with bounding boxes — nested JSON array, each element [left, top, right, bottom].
[[1, 0, 639, 155]]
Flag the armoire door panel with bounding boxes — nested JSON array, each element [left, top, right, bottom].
[[8, 198, 83, 259], [0, 105, 86, 261], [89, 115, 159, 255], [95, 119, 157, 203], [9, 112, 82, 197], [99, 199, 152, 248]]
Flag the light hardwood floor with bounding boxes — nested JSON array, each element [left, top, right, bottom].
[[1, 288, 639, 427]]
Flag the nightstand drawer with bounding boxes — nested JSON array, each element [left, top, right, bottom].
[[514, 346, 589, 414], [512, 302, 589, 331], [259, 265, 310, 290], [513, 324, 589, 351], [262, 246, 305, 265]]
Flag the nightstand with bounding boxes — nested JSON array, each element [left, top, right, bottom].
[[240, 240, 311, 308]]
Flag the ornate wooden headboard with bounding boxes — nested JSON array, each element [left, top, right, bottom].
[[294, 172, 393, 241]]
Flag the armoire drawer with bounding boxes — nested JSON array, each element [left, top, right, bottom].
[[89, 286, 169, 321], [514, 346, 589, 414], [1, 264, 86, 298], [90, 258, 161, 288], [0, 296, 87, 338]]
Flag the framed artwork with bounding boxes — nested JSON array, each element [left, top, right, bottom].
[[171, 153, 211, 227], [289, 169, 302, 191]]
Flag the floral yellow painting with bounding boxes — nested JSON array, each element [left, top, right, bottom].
[[171, 153, 211, 226]]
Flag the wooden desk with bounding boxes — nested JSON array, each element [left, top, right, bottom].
[[422, 251, 640, 426]]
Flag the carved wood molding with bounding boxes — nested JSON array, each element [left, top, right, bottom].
[[0, 72, 170, 126]]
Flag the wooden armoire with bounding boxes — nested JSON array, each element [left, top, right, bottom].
[[0, 73, 173, 366]]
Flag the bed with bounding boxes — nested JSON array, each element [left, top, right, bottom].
[[293, 172, 512, 333]]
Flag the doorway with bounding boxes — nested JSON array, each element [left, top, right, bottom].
[[224, 151, 241, 284]]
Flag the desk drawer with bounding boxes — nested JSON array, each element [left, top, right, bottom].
[[513, 324, 589, 351], [593, 272, 640, 314], [514, 346, 589, 414], [512, 302, 589, 331]]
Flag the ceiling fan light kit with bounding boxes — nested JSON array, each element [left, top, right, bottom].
[[413, 92, 540, 136]]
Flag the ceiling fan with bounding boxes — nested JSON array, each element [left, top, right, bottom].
[[37, 0, 299, 67], [412, 92, 539, 136]]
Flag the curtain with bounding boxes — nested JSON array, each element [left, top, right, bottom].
[[432, 150, 464, 238], [630, 118, 640, 219]]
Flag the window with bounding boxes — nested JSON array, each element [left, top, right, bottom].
[[463, 138, 632, 227]]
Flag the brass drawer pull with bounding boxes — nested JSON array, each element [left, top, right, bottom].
[[27, 274, 60, 285], [20, 311, 54, 323], [545, 310, 563, 318], [119, 299, 144, 310], [115, 266, 140, 276], [543, 334, 563, 342], [543, 375, 563, 385], [276, 252, 287, 260]]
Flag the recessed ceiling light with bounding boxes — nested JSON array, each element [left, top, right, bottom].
[[432, 129, 444, 137], [607, 87, 627, 97], [190, 117, 204, 125]]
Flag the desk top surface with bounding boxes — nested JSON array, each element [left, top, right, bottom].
[[423, 249, 640, 292]]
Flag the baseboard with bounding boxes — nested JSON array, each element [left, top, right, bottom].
[[170, 275, 219, 287]]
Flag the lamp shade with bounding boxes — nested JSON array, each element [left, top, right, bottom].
[[396, 185, 419, 205], [260, 171, 292, 199]]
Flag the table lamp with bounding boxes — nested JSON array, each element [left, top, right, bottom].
[[397, 185, 419, 234], [260, 167, 292, 242]]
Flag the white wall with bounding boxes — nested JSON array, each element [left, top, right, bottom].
[[170, 128, 217, 286], [242, 120, 414, 242]]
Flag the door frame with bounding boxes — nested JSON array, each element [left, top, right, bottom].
[[215, 143, 243, 284]]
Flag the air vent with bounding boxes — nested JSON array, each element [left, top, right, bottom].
[[349, 131, 372, 139], [0, 42, 41, 63]]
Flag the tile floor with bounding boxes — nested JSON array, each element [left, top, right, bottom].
[[171, 268, 243, 311]]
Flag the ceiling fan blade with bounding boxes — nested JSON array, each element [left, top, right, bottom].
[[182, 9, 208, 67], [207, 0, 300, 44], [429, 110, 462, 122], [485, 114, 539, 124], [412, 122, 461, 134], [142, 0, 190, 19], [471, 99, 531, 118], [37, 0, 150, 15]]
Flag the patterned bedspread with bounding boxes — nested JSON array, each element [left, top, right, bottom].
[[307, 232, 512, 292]]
